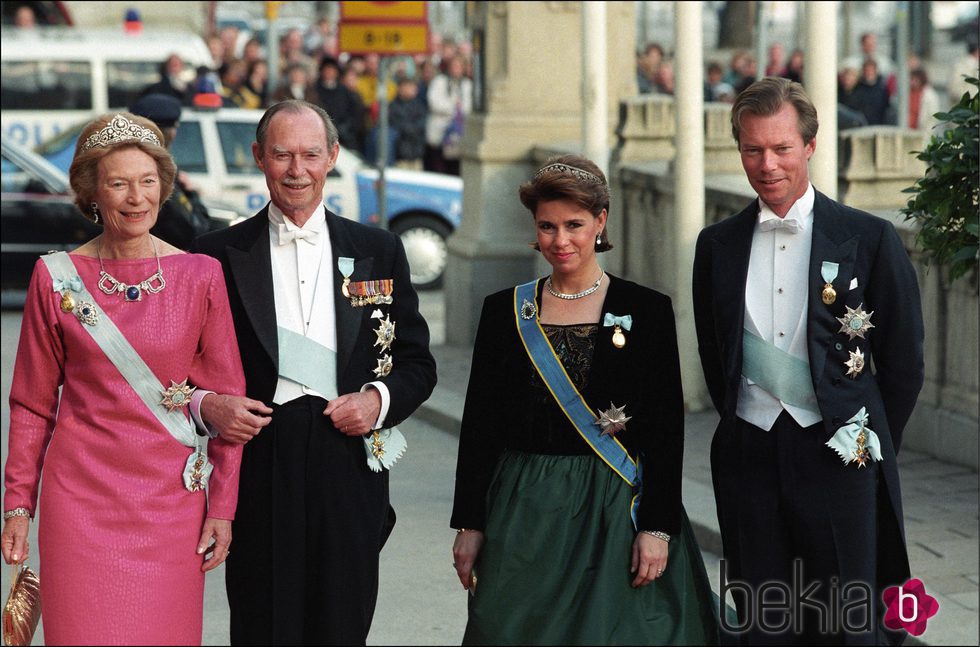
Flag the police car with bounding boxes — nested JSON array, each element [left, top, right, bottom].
[[36, 107, 463, 290]]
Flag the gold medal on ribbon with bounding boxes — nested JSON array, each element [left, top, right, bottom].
[[821, 282, 837, 305], [342, 277, 351, 298], [60, 291, 75, 313], [370, 430, 386, 459], [611, 324, 626, 348]]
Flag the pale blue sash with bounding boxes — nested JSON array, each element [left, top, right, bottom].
[[741, 328, 819, 413], [514, 280, 642, 527], [41, 252, 209, 491], [277, 326, 339, 399], [278, 325, 405, 471]]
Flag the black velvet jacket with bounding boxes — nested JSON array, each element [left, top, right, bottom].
[[450, 274, 685, 535]]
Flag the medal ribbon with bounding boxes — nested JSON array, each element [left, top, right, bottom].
[[41, 252, 209, 491], [514, 280, 642, 528], [821, 261, 839, 286]]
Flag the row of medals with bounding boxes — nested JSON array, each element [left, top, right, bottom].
[[823, 281, 875, 465], [343, 277, 397, 460]]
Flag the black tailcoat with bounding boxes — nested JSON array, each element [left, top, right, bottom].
[[693, 190, 924, 642], [193, 206, 436, 644]]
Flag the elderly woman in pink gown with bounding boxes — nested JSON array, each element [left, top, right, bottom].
[[1, 112, 271, 645]]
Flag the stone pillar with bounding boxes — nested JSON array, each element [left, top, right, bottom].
[[674, 1, 706, 407], [805, 1, 839, 198], [583, 1, 609, 177], [445, 1, 636, 345]]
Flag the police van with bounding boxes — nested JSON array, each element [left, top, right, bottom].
[[0, 27, 211, 147]]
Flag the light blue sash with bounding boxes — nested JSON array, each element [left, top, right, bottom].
[[514, 280, 642, 527], [277, 326, 339, 399], [741, 329, 819, 413], [41, 252, 209, 491], [278, 325, 406, 471]]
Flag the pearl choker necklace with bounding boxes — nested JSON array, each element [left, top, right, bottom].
[[546, 272, 604, 300], [97, 237, 167, 302]]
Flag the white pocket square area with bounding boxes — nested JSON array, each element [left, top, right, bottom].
[[849, 277, 858, 290]]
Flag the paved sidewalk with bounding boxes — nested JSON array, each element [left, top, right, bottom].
[[416, 341, 979, 646]]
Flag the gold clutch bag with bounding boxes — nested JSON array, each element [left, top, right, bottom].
[[3, 563, 40, 647]]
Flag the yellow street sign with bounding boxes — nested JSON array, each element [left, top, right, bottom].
[[340, 1, 427, 21], [265, 1, 284, 20], [338, 22, 429, 55]]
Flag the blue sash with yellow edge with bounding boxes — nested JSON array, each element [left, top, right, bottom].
[[514, 279, 642, 528]]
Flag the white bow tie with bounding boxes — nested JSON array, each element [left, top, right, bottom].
[[276, 225, 320, 246], [758, 215, 802, 234]]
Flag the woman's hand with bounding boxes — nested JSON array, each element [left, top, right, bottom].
[[198, 517, 232, 572], [452, 529, 484, 592], [630, 532, 669, 588], [1, 516, 30, 564]]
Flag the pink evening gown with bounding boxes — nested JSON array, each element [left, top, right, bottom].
[[4, 252, 245, 645]]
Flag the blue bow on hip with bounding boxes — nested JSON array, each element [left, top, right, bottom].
[[602, 313, 632, 330]]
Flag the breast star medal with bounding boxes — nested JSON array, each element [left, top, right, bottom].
[[373, 354, 393, 378], [161, 379, 196, 411], [520, 298, 536, 320], [374, 316, 396, 352], [595, 403, 632, 437], [844, 347, 865, 378], [611, 324, 626, 348], [836, 303, 875, 340], [821, 282, 837, 305]]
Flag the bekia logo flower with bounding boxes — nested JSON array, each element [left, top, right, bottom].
[[882, 578, 939, 636]]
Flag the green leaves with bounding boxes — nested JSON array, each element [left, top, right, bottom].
[[901, 77, 979, 284]]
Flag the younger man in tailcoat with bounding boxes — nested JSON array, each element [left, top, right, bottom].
[[692, 77, 923, 645]]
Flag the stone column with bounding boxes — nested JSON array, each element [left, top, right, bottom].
[[583, 1, 609, 177], [674, 1, 706, 407], [445, 1, 636, 345], [805, 1, 839, 198]]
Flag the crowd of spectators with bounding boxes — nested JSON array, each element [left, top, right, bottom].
[[636, 32, 977, 135], [139, 22, 475, 176]]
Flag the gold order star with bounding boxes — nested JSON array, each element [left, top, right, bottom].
[[845, 347, 865, 378], [374, 316, 396, 352], [373, 354, 393, 378], [595, 402, 632, 437], [161, 379, 196, 412]]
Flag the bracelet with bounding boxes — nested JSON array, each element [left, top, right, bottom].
[[3, 508, 30, 521], [456, 528, 477, 534], [641, 530, 670, 543]]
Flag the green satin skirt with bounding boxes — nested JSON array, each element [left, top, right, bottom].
[[463, 451, 719, 646]]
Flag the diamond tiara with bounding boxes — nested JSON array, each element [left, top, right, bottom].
[[81, 114, 161, 152], [533, 162, 604, 186]]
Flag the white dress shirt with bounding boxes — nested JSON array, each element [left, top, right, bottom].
[[737, 183, 822, 431]]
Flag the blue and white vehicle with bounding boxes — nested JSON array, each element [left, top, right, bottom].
[[36, 107, 463, 289]]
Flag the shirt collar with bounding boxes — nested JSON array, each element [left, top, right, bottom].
[[757, 183, 815, 232], [267, 203, 326, 234]]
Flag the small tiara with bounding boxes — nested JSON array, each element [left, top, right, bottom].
[[533, 162, 604, 186], [81, 114, 161, 152]]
